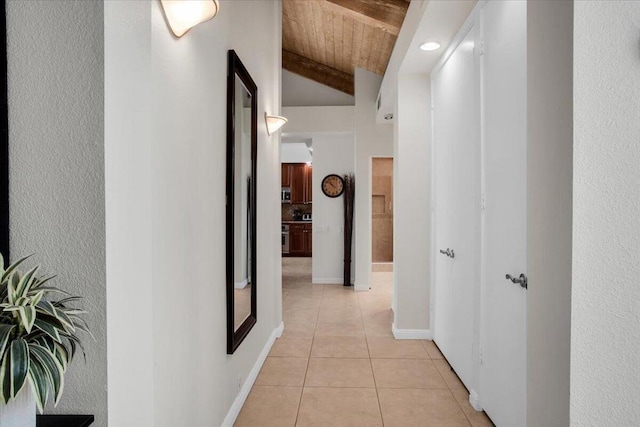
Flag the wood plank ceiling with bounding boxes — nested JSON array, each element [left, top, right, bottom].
[[283, 0, 411, 96]]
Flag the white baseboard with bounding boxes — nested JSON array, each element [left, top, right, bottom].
[[221, 321, 284, 427], [392, 323, 432, 340], [469, 389, 482, 411], [234, 278, 249, 289]]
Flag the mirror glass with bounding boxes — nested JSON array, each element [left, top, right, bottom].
[[233, 75, 252, 331], [226, 50, 257, 354]]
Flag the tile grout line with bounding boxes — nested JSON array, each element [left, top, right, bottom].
[[358, 282, 386, 427], [293, 283, 324, 426]]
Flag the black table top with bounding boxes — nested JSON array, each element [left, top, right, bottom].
[[37, 415, 94, 427]]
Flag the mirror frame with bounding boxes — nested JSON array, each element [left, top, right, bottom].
[[1, 0, 9, 260], [226, 49, 257, 354]]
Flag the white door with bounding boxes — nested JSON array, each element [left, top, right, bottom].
[[432, 24, 480, 390], [479, 1, 527, 425], [432, 65, 454, 358]]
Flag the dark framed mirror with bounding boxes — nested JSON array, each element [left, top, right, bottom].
[[1, 0, 9, 260], [226, 50, 257, 354]]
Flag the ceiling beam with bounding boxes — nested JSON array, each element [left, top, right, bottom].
[[283, 49, 354, 96], [321, 0, 409, 36]]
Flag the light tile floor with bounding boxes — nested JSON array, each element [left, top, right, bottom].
[[235, 258, 494, 426]]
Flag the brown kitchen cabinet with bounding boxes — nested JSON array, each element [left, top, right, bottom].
[[288, 163, 312, 204], [281, 163, 292, 187], [288, 222, 312, 257]]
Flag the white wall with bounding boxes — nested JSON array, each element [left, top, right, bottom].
[[526, 1, 573, 425], [572, 1, 640, 425], [105, 1, 282, 426], [104, 1, 153, 425], [281, 142, 312, 164], [7, 1, 107, 424], [282, 106, 355, 134], [311, 134, 355, 284], [393, 73, 431, 331], [354, 68, 393, 291], [283, 69, 354, 107]]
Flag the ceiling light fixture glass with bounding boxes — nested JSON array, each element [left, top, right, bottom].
[[265, 114, 288, 136], [160, 0, 219, 38], [419, 41, 441, 52]]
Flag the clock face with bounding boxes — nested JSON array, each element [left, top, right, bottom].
[[322, 174, 345, 198]]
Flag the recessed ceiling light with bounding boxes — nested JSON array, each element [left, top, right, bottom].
[[420, 41, 441, 52]]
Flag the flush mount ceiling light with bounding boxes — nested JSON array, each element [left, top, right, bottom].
[[419, 41, 441, 52], [160, 0, 219, 38], [265, 114, 288, 136]]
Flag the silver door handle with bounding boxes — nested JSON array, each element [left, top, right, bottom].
[[505, 273, 528, 289], [439, 248, 455, 259]]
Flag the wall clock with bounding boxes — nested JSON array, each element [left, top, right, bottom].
[[321, 174, 345, 198]]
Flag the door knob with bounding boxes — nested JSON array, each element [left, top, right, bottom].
[[505, 273, 527, 289]]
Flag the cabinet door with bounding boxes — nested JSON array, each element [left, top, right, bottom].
[[282, 164, 292, 187], [289, 230, 305, 254], [305, 165, 313, 203], [290, 164, 306, 204]]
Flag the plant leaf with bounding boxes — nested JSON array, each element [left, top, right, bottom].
[[35, 301, 57, 317], [0, 324, 15, 359], [28, 275, 56, 292], [26, 356, 49, 414], [0, 254, 32, 284], [33, 286, 70, 296], [53, 343, 69, 371], [33, 318, 62, 343], [30, 290, 45, 307], [18, 305, 36, 334], [16, 266, 38, 299], [7, 273, 19, 306], [0, 342, 10, 403], [0, 339, 30, 400], [29, 344, 64, 406], [53, 296, 83, 306]]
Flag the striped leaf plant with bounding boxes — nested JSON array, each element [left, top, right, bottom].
[[0, 253, 92, 413]]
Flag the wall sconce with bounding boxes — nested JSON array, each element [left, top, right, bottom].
[[265, 114, 288, 136], [160, 0, 220, 38]]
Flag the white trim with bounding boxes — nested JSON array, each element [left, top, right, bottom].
[[234, 278, 249, 289], [469, 389, 482, 411], [392, 323, 432, 340], [275, 321, 284, 338], [221, 321, 284, 427]]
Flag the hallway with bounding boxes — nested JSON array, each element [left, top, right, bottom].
[[235, 258, 493, 426]]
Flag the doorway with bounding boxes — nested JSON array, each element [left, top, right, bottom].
[[371, 158, 393, 292]]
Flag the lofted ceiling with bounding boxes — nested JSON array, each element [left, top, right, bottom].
[[282, 0, 411, 96]]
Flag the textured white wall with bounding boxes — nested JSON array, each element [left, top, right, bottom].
[[283, 70, 355, 107], [572, 1, 640, 425], [354, 68, 393, 291], [526, 1, 573, 425], [7, 0, 107, 425], [105, 0, 282, 425], [311, 134, 355, 283], [393, 73, 430, 330]]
